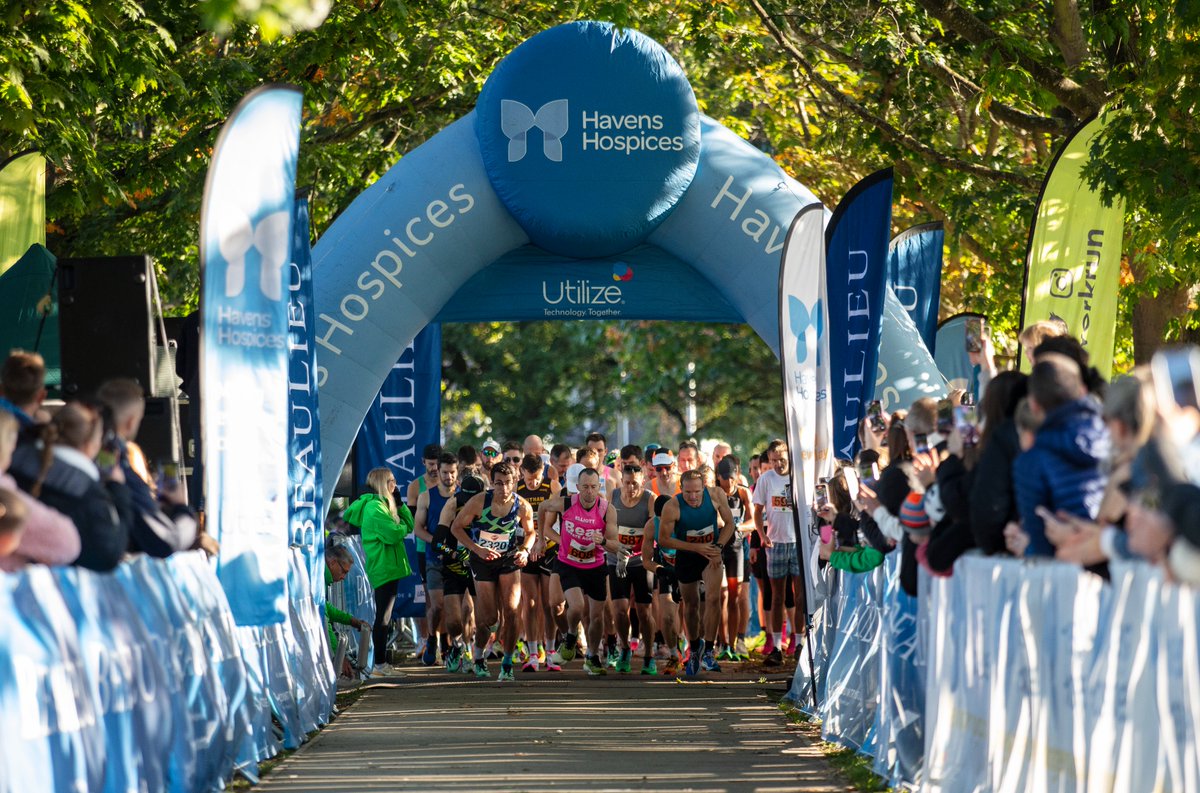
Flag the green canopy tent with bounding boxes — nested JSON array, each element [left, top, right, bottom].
[[0, 243, 60, 391]]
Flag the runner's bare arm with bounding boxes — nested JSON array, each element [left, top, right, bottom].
[[405, 478, 422, 511], [602, 502, 620, 553], [450, 493, 486, 555], [412, 491, 434, 544], [737, 486, 756, 534], [642, 517, 659, 572], [658, 499, 689, 553], [714, 487, 736, 547], [518, 499, 536, 554], [753, 503, 772, 548]]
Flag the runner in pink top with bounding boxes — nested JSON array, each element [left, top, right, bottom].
[[537, 465, 617, 675]]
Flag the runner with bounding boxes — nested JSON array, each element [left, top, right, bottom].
[[479, 439, 502, 480], [411, 451, 457, 666], [716, 455, 755, 661], [649, 449, 681, 498], [608, 454, 657, 674], [677, 439, 702, 473], [516, 452, 559, 671], [643, 494, 682, 674], [658, 469, 735, 677], [432, 473, 486, 674], [451, 462, 536, 683], [406, 443, 442, 661], [549, 443, 573, 487], [752, 439, 804, 667], [537, 465, 618, 676]]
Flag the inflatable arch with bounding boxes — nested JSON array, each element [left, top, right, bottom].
[[312, 21, 821, 501]]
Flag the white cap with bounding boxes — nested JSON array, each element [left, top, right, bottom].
[[481, 439, 501, 453], [565, 463, 586, 494], [652, 452, 674, 467]]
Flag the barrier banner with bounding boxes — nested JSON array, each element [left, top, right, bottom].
[[200, 84, 303, 626], [0, 566, 105, 793], [821, 564, 886, 751], [54, 567, 174, 793], [288, 548, 334, 731], [1020, 115, 1124, 377], [875, 285, 949, 412], [887, 222, 944, 355], [825, 168, 893, 460], [786, 564, 840, 712], [1157, 582, 1200, 792], [288, 197, 325, 599], [0, 151, 46, 274], [329, 535, 377, 669], [778, 203, 831, 612], [872, 552, 925, 788]]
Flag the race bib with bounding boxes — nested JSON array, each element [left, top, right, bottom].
[[770, 492, 793, 511], [568, 539, 597, 564], [686, 525, 715, 544], [617, 525, 643, 551], [477, 530, 512, 553]]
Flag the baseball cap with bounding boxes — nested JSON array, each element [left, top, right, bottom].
[[481, 439, 501, 454], [645, 443, 662, 452], [565, 463, 586, 494], [652, 452, 674, 467]]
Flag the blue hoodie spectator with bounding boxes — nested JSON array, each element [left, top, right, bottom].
[[1013, 354, 1110, 557]]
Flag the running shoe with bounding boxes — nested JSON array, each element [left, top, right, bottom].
[[583, 657, 608, 676], [701, 649, 721, 673], [641, 657, 658, 676], [763, 648, 784, 667], [734, 637, 750, 661], [537, 646, 547, 666], [717, 645, 734, 662], [522, 656, 540, 673], [421, 639, 437, 666], [473, 659, 490, 678], [762, 636, 776, 657], [371, 663, 405, 678], [514, 639, 529, 664], [661, 656, 681, 676], [788, 634, 805, 657], [445, 646, 462, 674], [683, 651, 701, 677], [498, 662, 515, 683], [544, 654, 563, 672], [654, 642, 670, 661], [606, 645, 619, 669], [559, 644, 577, 662], [616, 648, 632, 674], [746, 632, 766, 652]]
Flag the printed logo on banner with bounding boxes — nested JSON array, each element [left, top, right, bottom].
[[501, 99, 569, 162], [541, 277, 626, 319], [214, 209, 290, 302], [1050, 267, 1074, 297], [788, 295, 824, 364], [612, 263, 634, 282]]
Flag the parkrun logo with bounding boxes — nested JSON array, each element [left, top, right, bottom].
[[501, 98, 685, 161], [541, 277, 626, 319]]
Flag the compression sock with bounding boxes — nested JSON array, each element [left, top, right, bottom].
[[772, 632, 783, 647]]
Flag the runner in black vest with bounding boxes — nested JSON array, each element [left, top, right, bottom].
[[516, 453, 559, 671]]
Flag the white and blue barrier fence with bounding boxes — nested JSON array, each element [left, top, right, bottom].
[[0, 548, 335, 793], [789, 554, 1200, 792]]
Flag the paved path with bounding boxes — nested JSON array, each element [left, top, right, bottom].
[[256, 663, 841, 793]]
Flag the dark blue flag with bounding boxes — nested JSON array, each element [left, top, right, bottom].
[[825, 168, 893, 459], [886, 222, 944, 355]]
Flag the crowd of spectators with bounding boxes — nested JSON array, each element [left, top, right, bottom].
[[0, 349, 210, 573], [816, 319, 1200, 593]]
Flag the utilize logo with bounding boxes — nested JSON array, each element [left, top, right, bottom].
[[1049, 268, 1074, 298], [501, 99, 569, 162], [214, 208, 290, 301], [612, 263, 633, 282], [788, 296, 824, 364]]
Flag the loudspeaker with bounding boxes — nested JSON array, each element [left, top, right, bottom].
[[136, 396, 185, 469], [57, 255, 154, 397]]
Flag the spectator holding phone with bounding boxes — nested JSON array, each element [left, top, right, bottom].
[[0, 409, 80, 571], [966, 371, 1028, 555]]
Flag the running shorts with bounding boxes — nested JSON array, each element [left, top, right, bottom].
[[556, 560, 608, 601], [607, 564, 654, 605]]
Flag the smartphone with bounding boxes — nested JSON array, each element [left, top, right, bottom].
[[965, 317, 986, 354], [95, 448, 117, 475], [954, 405, 980, 447], [814, 482, 829, 510], [843, 466, 860, 503], [857, 461, 880, 482], [937, 402, 954, 435], [1152, 347, 1200, 411], [913, 433, 930, 455], [867, 400, 886, 433]]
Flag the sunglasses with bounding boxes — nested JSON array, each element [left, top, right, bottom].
[[504, 456, 522, 464], [624, 464, 643, 474], [482, 449, 500, 457], [655, 465, 673, 472]]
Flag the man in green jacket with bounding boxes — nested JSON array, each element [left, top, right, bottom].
[[324, 544, 369, 676]]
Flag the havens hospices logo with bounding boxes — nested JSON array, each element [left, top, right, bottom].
[[501, 99, 569, 162], [788, 295, 824, 365]]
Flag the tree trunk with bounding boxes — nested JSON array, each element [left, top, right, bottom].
[[1131, 286, 1188, 364]]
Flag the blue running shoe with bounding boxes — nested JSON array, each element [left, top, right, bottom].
[[421, 639, 437, 666], [683, 650, 701, 677], [701, 649, 721, 673]]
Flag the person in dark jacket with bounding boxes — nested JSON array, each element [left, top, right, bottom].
[[96, 378, 200, 557], [1012, 354, 1110, 556], [966, 371, 1028, 554], [9, 401, 134, 572]]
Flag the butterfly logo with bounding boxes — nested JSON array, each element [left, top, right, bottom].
[[788, 296, 824, 365]]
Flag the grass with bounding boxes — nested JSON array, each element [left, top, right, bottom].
[[776, 697, 892, 792]]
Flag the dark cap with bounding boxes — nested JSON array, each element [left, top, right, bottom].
[[716, 457, 739, 481], [459, 474, 487, 496]]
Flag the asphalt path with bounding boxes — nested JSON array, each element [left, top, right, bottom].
[[255, 661, 844, 793]]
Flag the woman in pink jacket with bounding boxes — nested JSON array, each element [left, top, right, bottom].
[[0, 409, 80, 571]]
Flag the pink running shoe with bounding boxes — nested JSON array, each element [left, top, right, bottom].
[[522, 657, 539, 672]]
